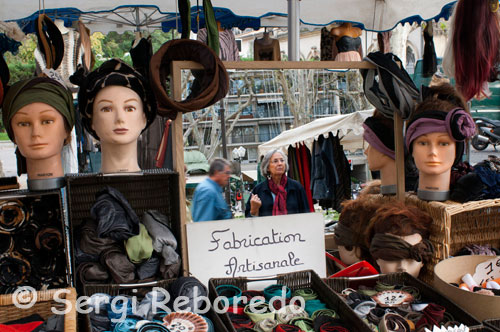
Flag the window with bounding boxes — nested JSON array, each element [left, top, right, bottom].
[[231, 126, 255, 144], [259, 124, 281, 142]]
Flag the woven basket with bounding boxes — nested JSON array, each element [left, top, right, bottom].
[[365, 194, 500, 283], [82, 279, 229, 332], [323, 272, 481, 329], [65, 169, 181, 288], [209, 269, 372, 332], [0, 287, 77, 332], [484, 319, 500, 332]]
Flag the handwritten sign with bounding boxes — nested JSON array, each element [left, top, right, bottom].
[[473, 256, 500, 286], [186, 213, 326, 286]]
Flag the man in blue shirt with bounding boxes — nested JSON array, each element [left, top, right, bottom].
[[192, 158, 232, 222]]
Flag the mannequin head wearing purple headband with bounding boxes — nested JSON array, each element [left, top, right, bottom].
[[363, 110, 399, 192], [405, 83, 475, 198]]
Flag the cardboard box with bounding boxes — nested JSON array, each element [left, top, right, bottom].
[[434, 255, 500, 321]]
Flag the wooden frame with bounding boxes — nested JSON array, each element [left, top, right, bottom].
[[169, 60, 405, 274]]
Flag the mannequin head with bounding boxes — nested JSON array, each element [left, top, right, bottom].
[[91, 85, 147, 146], [335, 196, 380, 266], [72, 58, 156, 173], [406, 83, 475, 195], [2, 77, 74, 180], [368, 202, 433, 277], [363, 110, 397, 188]]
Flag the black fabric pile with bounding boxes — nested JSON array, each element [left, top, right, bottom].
[[75, 186, 181, 288]]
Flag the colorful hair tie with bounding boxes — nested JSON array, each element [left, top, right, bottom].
[[290, 317, 314, 332], [276, 305, 308, 324], [228, 312, 254, 329], [292, 288, 318, 301], [272, 324, 302, 332], [216, 284, 242, 305], [254, 318, 278, 332], [304, 299, 327, 317], [245, 303, 275, 323], [137, 322, 171, 332], [264, 284, 291, 301], [311, 309, 337, 320], [0, 200, 27, 232]]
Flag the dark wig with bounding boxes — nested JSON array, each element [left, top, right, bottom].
[[452, 0, 500, 100], [365, 201, 432, 248]]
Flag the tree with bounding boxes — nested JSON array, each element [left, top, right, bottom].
[[183, 71, 256, 160]]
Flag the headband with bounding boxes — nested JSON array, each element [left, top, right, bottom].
[[334, 223, 359, 248], [362, 118, 395, 160], [405, 108, 475, 149], [149, 39, 229, 119], [2, 77, 75, 141], [70, 58, 157, 140], [369, 233, 434, 262], [35, 14, 64, 70]]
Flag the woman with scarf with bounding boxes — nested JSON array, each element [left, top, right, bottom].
[[70, 58, 156, 173], [245, 149, 310, 217], [2, 77, 75, 190]]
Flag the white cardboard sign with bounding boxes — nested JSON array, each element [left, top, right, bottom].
[[186, 212, 326, 286], [473, 256, 500, 286]]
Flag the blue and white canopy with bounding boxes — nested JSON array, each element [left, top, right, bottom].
[[0, 0, 457, 33]]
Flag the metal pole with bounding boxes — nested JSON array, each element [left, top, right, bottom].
[[287, 0, 300, 61], [220, 106, 231, 204]]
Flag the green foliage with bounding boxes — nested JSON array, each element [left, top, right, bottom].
[[4, 29, 179, 82], [0, 132, 8, 141]]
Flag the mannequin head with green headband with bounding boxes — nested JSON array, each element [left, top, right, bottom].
[[2, 77, 75, 184]]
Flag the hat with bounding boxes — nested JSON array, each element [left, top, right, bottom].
[[70, 58, 157, 140], [150, 39, 229, 119], [125, 223, 154, 264]]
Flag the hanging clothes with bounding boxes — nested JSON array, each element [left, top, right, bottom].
[[254, 33, 281, 61], [197, 28, 240, 61], [422, 23, 437, 78], [310, 133, 351, 211], [298, 144, 314, 212], [320, 27, 337, 61]]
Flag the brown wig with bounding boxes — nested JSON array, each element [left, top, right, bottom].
[[365, 201, 432, 248], [337, 196, 380, 263], [452, 0, 500, 100]]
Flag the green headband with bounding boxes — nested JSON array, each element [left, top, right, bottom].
[[2, 77, 75, 141]]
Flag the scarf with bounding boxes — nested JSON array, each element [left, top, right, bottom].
[[2, 77, 75, 141], [268, 175, 288, 216], [369, 233, 434, 262]]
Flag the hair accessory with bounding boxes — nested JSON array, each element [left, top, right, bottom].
[[0, 200, 27, 232], [292, 288, 318, 301], [244, 302, 275, 323], [372, 290, 414, 308], [162, 312, 208, 332], [370, 233, 434, 263], [289, 317, 314, 332], [263, 284, 291, 301], [276, 305, 308, 324], [216, 284, 242, 305]]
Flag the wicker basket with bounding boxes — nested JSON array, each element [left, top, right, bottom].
[[323, 272, 481, 329], [484, 319, 500, 332], [65, 169, 181, 287], [365, 194, 500, 283], [0, 287, 77, 332], [82, 279, 229, 332], [209, 269, 372, 332]]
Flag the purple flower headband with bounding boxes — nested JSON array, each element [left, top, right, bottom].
[[405, 108, 475, 148]]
